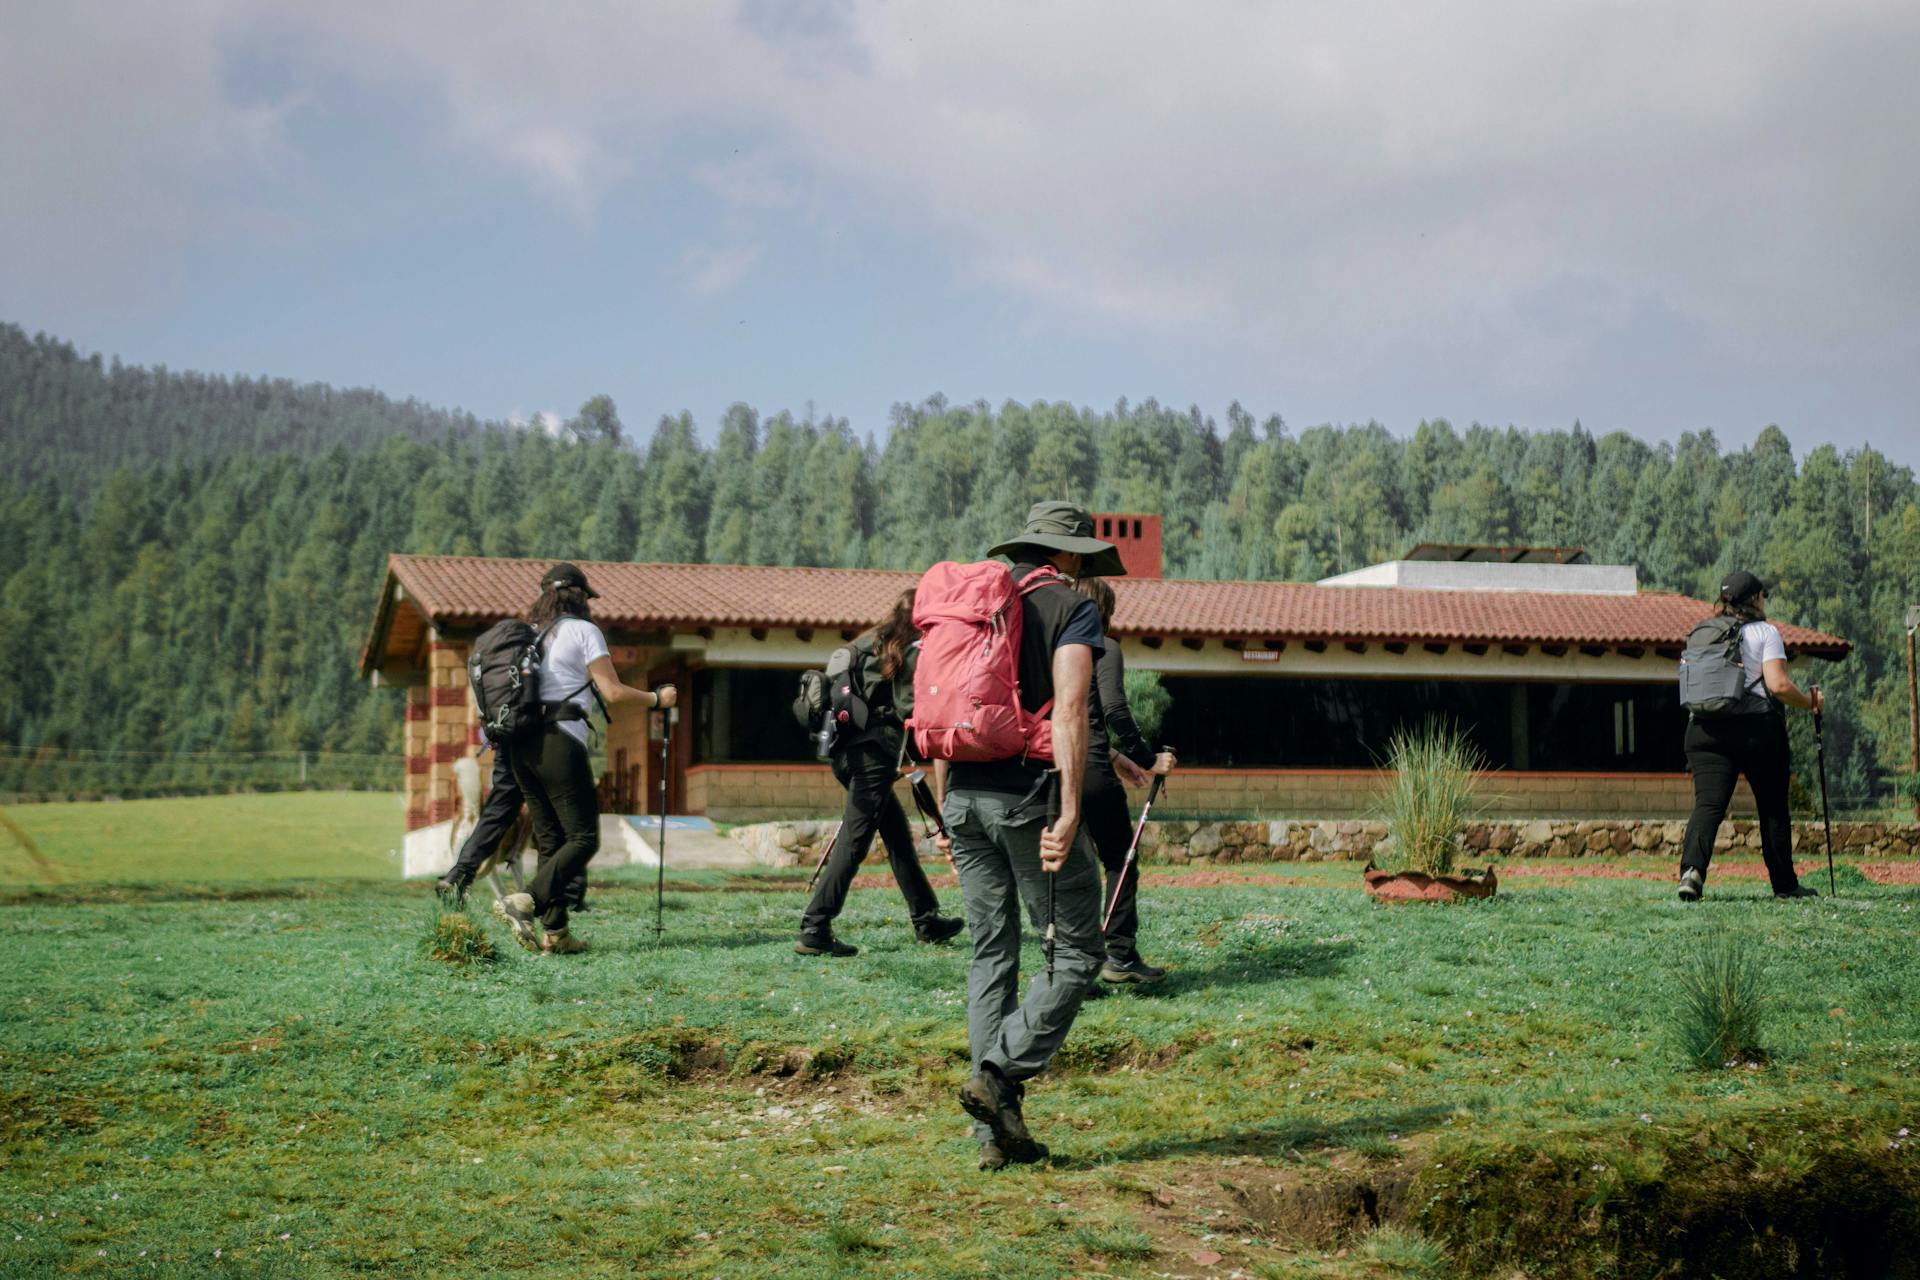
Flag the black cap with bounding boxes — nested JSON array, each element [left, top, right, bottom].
[[541, 562, 600, 599], [1718, 570, 1766, 604]]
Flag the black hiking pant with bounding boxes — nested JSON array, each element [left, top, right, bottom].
[[507, 727, 600, 931], [799, 738, 942, 942], [1681, 712, 1802, 894], [445, 751, 586, 907], [1082, 770, 1141, 964]]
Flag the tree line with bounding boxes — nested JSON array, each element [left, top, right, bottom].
[[2, 333, 1916, 808]]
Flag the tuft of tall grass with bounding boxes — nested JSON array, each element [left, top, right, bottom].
[[1669, 929, 1768, 1069], [1375, 720, 1485, 877], [421, 900, 498, 967], [1359, 1224, 1450, 1275]]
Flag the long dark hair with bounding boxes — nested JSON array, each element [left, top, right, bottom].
[[528, 584, 593, 629], [1074, 576, 1116, 628], [874, 589, 918, 680], [1716, 592, 1765, 624]]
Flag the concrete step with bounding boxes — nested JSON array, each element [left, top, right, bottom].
[[622, 815, 758, 870]]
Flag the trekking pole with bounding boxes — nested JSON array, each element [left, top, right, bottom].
[[1103, 772, 1166, 934], [1813, 689, 1835, 896], [1044, 772, 1059, 981], [656, 703, 674, 940], [805, 821, 843, 894], [906, 772, 948, 840]]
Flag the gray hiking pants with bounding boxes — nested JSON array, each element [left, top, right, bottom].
[[946, 784, 1103, 1131]]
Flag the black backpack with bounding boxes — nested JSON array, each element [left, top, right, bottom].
[[1678, 616, 1760, 717], [469, 620, 598, 744], [791, 645, 867, 757]]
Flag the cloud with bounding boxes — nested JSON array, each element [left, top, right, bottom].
[[4, 0, 1917, 423], [508, 409, 566, 437], [679, 243, 765, 298], [0, 0, 300, 308]]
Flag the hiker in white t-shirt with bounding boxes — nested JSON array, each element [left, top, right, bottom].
[[493, 563, 676, 954], [1677, 570, 1825, 902]]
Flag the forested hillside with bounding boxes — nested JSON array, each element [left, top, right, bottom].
[[0, 323, 488, 493], [2, 337, 1916, 808]]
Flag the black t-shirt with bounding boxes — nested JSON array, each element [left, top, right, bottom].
[[1087, 639, 1155, 781], [948, 562, 1104, 794]]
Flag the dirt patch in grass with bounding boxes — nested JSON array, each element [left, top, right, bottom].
[[848, 868, 1314, 893], [1097, 1152, 1420, 1276], [1503, 858, 1829, 884], [1862, 861, 1920, 884], [0, 882, 333, 906], [0, 1087, 109, 1142], [1415, 1112, 1920, 1279]]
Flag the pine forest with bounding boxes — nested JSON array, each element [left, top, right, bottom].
[[3, 323, 1917, 811]]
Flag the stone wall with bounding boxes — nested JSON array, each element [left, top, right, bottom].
[[1138, 817, 1920, 864], [727, 817, 1920, 867], [689, 764, 1755, 822], [1160, 769, 1748, 820]]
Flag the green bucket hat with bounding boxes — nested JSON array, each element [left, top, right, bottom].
[[987, 501, 1127, 577]]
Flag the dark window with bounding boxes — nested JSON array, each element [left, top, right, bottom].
[[1153, 677, 1686, 771], [693, 668, 816, 764]]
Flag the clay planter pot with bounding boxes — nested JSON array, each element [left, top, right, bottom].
[[1362, 866, 1497, 902]]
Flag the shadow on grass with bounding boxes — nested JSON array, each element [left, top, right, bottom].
[[626, 928, 795, 951], [1118, 939, 1357, 999], [1095, 1103, 1457, 1166]]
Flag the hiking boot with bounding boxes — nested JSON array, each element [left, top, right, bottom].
[[1774, 884, 1819, 899], [1677, 868, 1704, 902], [794, 934, 858, 957], [492, 892, 542, 952], [958, 1068, 1046, 1164], [434, 875, 468, 906], [914, 915, 965, 944], [978, 1137, 1048, 1171], [542, 928, 589, 955], [1101, 956, 1168, 984]]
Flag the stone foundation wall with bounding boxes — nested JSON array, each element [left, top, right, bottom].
[[1139, 817, 1920, 864], [728, 817, 1920, 866], [689, 763, 1753, 822]]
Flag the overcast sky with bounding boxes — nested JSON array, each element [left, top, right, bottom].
[[4, 1, 1917, 466]]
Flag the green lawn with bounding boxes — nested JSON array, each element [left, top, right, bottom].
[[3, 843, 1917, 1278], [0, 792, 400, 885]]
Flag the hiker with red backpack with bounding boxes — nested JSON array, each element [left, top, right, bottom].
[[794, 589, 965, 956], [911, 501, 1122, 1170]]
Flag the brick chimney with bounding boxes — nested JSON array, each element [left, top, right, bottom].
[[1091, 513, 1163, 578]]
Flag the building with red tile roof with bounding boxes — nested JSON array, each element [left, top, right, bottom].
[[358, 529, 1849, 876]]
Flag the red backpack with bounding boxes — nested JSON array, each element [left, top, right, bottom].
[[908, 561, 1064, 763]]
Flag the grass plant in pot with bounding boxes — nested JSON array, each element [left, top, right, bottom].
[[1364, 719, 1497, 902]]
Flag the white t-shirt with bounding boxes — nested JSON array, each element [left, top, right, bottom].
[[538, 617, 610, 746], [1736, 620, 1786, 708]]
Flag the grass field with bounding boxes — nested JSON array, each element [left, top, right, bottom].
[[2, 802, 1918, 1277], [0, 793, 401, 884]]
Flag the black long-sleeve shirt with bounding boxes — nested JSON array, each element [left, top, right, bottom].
[[1087, 640, 1155, 780]]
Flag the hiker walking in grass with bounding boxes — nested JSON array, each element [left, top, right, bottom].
[[435, 746, 587, 913], [795, 589, 965, 957], [918, 501, 1121, 1170], [492, 563, 675, 953], [1677, 570, 1823, 902], [1071, 577, 1177, 985]]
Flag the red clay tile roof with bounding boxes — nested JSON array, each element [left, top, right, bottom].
[[361, 553, 1850, 673]]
